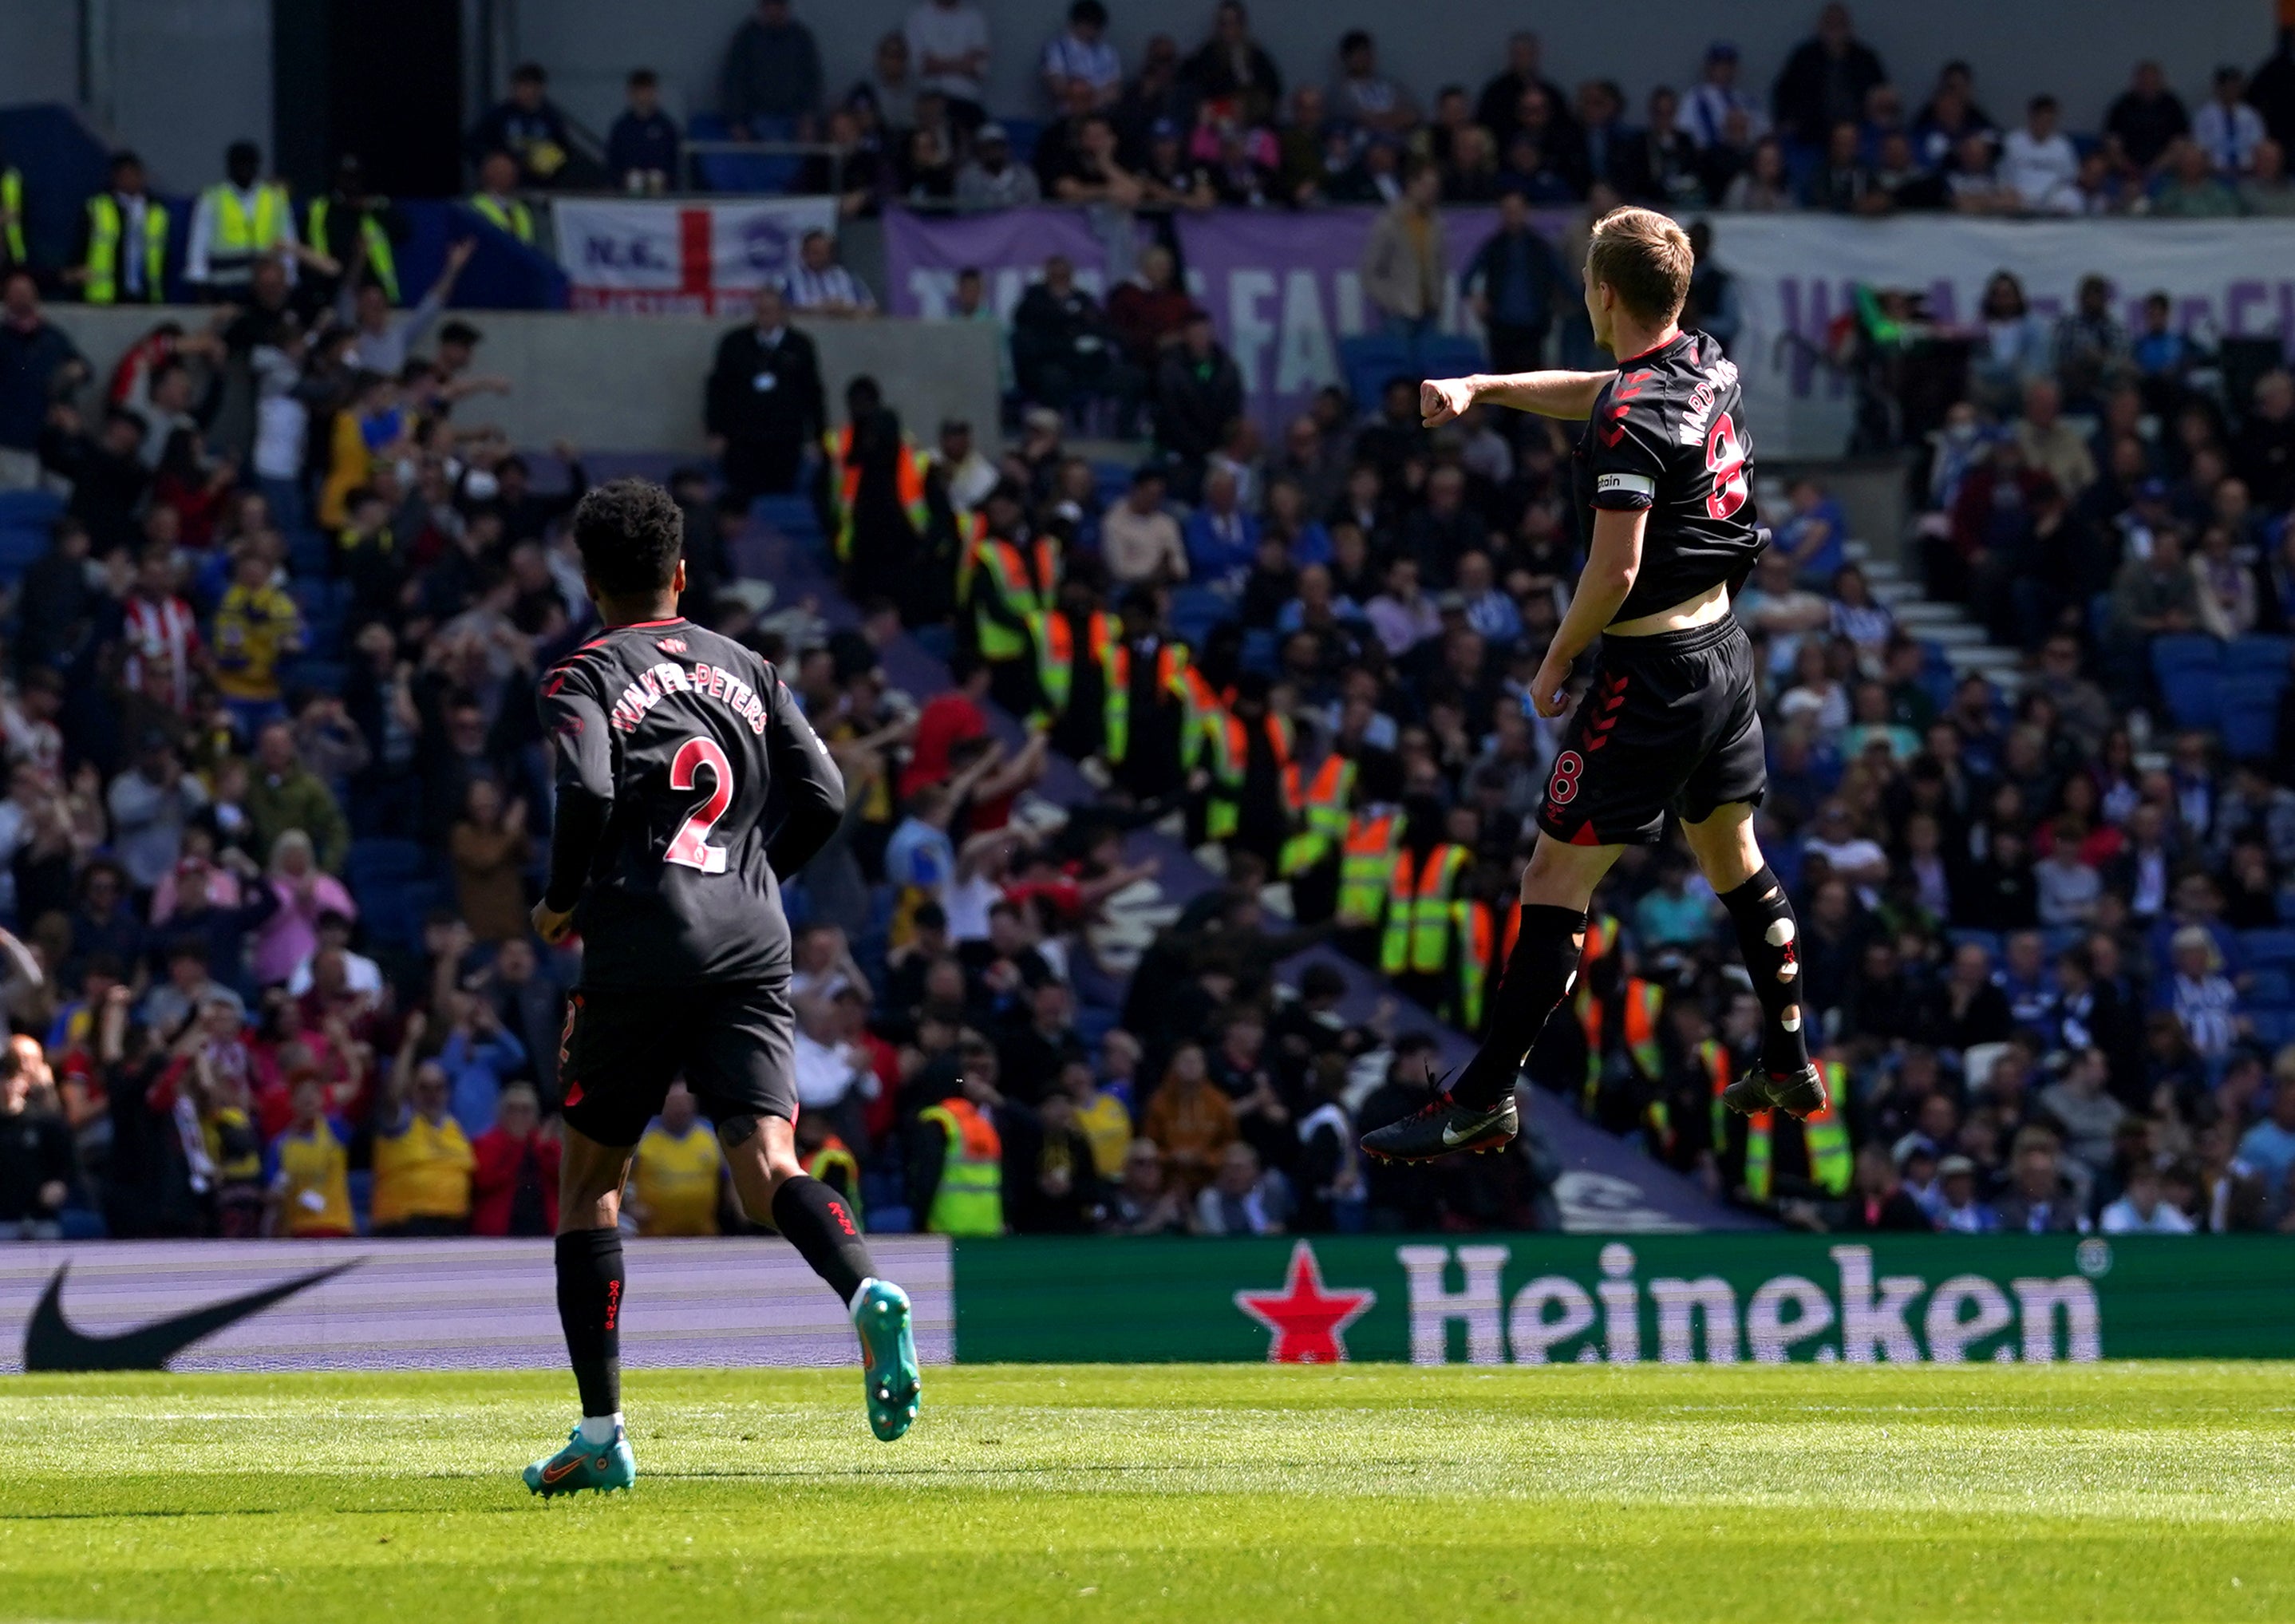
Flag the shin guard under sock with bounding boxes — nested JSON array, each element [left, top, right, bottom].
[[1451, 903, 1590, 1108], [1717, 864, 1815, 1078], [555, 1227, 625, 1418], [772, 1174, 876, 1307]]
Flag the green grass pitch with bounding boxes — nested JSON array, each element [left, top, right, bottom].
[[2, 1363, 2289, 1622]]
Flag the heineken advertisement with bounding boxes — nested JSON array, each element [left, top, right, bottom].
[[950, 1235, 2295, 1365]]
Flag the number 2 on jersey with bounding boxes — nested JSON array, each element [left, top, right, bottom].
[[664, 736, 733, 874], [1704, 410, 1750, 520]]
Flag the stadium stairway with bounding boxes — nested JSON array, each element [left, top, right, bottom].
[[734, 494, 1760, 1232]]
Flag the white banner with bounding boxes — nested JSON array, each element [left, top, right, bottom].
[[0, 1237, 951, 1372], [1710, 215, 2295, 456], [555, 197, 840, 316]]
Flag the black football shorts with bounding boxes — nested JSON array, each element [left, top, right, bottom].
[[1533, 615, 1766, 848], [558, 979, 797, 1147]]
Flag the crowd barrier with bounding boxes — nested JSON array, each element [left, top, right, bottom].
[[5, 1235, 2288, 1373]]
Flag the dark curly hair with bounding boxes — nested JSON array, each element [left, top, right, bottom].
[[571, 477, 685, 599]]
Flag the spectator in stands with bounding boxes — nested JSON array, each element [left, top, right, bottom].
[[1361, 161, 1447, 344], [1684, 41, 1764, 148], [1100, 466, 1187, 587], [0, 273, 82, 491], [468, 1081, 557, 1236], [1011, 255, 1124, 419], [1329, 30, 1416, 138], [2191, 523, 2259, 639], [705, 283, 825, 501], [1460, 191, 1563, 376], [1183, 467, 1258, 589], [2105, 60, 2191, 177], [722, 0, 825, 140], [2001, 95, 2080, 213], [2151, 136, 2243, 215], [850, 31, 916, 132], [782, 230, 875, 318], [955, 123, 1041, 210], [466, 151, 535, 245], [2242, 137, 2295, 212], [69, 149, 168, 306], [1153, 312, 1243, 491], [2195, 65, 2267, 174], [1770, 4, 1886, 148], [1183, 2, 1283, 128], [1041, 0, 1122, 110], [1720, 137, 1796, 211], [907, 0, 993, 134], [464, 64, 579, 188], [369, 1017, 475, 1236], [607, 69, 682, 193]]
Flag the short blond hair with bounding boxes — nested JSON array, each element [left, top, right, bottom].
[[1585, 206, 1693, 325]]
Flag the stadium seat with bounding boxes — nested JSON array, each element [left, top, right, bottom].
[[750, 494, 820, 539], [1167, 584, 1229, 647], [0, 489, 63, 529], [1337, 333, 1411, 414], [1412, 334, 1487, 382], [0, 525, 49, 583], [2238, 928, 2295, 968], [347, 837, 429, 887], [1947, 927, 2002, 962], [2225, 635, 2293, 680], [2249, 1010, 2295, 1047], [2245, 968, 2293, 1009], [1239, 628, 1278, 674], [687, 112, 801, 195], [2219, 675, 2282, 759], [2161, 669, 2220, 731]]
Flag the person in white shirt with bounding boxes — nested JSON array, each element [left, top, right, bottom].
[[1041, 0, 1122, 109], [907, 0, 991, 123], [2099, 1161, 2196, 1234], [780, 228, 876, 316], [2000, 95, 2080, 214], [2194, 65, 2266, 173], [1683, 41, 1768, 148]]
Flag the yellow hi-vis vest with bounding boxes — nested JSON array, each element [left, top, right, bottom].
[[2, 168, 24, 265], [1454, 897, 1521, 1033], [1336, 809, 1402, 927], [918, 1097, 1003, 1236], [1204, 711, 1292, 841], [306, 198, 397, 302], [1701, 1036, 1734, 1151], [1115, 640, 1192, 769], [1744, 1058, 1852, 1201], [83, 194, 169, 304], [1380, 844, 1467, 976], [468, 192, 535, 243], [1030, 608, 1128, 756], [821, 425, 929, 562], [202, 182, 289, 280], [1175, 664, 1221, 772], [1278, 753, 1357, 876], [973, 535, 1058, 662], [952, 508, 989, 606], [804, 1134, 865, 1228]]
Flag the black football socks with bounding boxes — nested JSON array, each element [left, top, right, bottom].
[[1718, 865, 1815, 1078], [555, 1227, 625, 1424], [1450, 903, 1590, 1108], [772, 1174, 877, 1309]]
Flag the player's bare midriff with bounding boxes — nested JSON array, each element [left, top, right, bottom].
[[1603, 579, 1730, 638]]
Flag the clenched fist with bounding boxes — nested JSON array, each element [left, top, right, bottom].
[[1420, 376, 1477, 427]]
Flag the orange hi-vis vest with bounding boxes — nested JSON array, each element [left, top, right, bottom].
[[1575, 974, 1661, 1113], [1380, 844, 1467, 976], [1701, 1037, 1735, 1151], [1031, 608, 1128, 758], [1744, 1057, 1853, 1202], [1336, 809, 1403, 927], [1205, 711, 1292, 841], [973, 535, 1060, 661], [1278, 753, 1358, 877], [1454, 896, 1521, 1033], [822, 425, 929, 562], [1176, 664, 1223, 772]]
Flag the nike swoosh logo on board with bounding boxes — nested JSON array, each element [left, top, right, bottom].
[[22, 1260, 359, 1372]]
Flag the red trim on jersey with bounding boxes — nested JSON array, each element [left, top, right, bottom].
[[1612, 330, 1686, 366], [610, 617, 690, 630]]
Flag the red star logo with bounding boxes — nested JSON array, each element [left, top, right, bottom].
[[1233, 1241, 1377, 1364]]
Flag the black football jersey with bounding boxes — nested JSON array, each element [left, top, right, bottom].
[[537, 617, 842, 988], [1573, 330, 1765, 622]]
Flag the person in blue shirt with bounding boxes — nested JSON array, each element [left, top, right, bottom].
[[1183, 465, 1259, 588], [1776, 475, 1849, 580], [607, 69, 683, 192], [436, 988, 529, 1135], [2235, 1078, 2295, 1205], [1461, 189, 1565, 375]]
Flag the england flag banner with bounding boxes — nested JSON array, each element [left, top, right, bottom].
[[555, 197, 839, 314]]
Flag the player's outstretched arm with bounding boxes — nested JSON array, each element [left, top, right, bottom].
[[763, 673, 847, 878], [1421, 370, 1615, 426]]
